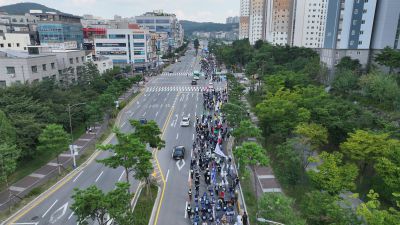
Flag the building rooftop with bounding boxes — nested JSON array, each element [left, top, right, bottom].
[[0, 49, 55, 59]]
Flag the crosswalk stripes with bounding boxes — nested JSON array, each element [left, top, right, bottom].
[[145, 86, 224, 93], [160, 72, 192, 76]]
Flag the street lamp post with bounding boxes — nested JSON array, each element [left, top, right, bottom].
[[67, 103, 86, 168]]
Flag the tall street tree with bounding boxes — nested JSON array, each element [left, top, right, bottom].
[[234, 142, 269, 200], [0, 143, 20, 205], [37, 124, 69, 175], [129, 119, 165, 149], [97, 129, 147, 186], [307, 151, 358, 194], [71, 182, 134, 225]]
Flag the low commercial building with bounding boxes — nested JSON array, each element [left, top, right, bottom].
[[94, 28, 152, 71], [0, 33, 31, 51], [0, 49, 58, 87]]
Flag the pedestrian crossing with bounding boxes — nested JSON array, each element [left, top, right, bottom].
[[145, 86, 224, 92], [161, 72, 193, 76]]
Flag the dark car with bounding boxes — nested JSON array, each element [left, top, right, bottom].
[[172, 146, 185, 160], [139, 118, 147, 124], [191, 80, 197, 85], [169, 71, 173, 73]]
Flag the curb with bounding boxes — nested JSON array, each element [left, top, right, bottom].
[[148, 185, 162, 225]]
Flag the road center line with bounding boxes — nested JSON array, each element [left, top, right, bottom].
[[165, 169, 170, 183], [72, 170, 84, 183], [95, 171, 104, 183], [42, 199, 58, 218], [176, 133, 179, 140]]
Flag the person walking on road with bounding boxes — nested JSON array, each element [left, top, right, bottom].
[[242, 211, 248, 225]]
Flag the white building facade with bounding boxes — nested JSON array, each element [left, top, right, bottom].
[[265, 0, 294, 46], [292, 0, 328, 48], [239, 0, 250, 40], [0, 33, 31, 51], [249, 0, 267, 45], [94, 29, 150, 70]]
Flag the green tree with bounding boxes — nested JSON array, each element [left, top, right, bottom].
[[254, 39, 264, 49], [300, 191, 361, 225], [375, 47, 400, 74], [235, 142, 269, 199], [0, 143, 20, 203], [256, 89, 310, 136], [129, 120, 165, 149], [294, 122, 328, 151], [258, 193, 306, 225], [71, 182, 134, 225], [336, 56, 362, 73], [221, 102, 248, 128], [374, 145, 400, 198], [37, 124, 69, 175], [194, 39, 200, 55], [340, 130, 398, 177], [356, 190, 400, 225], [97, 130, 147, 186], [0, 110, 16, 145], [308, 151, 358, 194], [332, 69, 360, 95], [232, 120, 261, 144], [359, 72, 400, 110]]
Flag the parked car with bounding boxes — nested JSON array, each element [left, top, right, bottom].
[[172, 146, 185, 160]]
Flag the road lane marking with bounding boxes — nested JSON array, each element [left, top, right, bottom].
[[143, 111, 147, 117], [72, 170, 83, 183], [184, 201, 188, 218], [155, 111, 159, 117], [67, 212, 74, 220], [95, 171, 104, 183], [165, 169, 170, 183], [176, 133, 179, 140], [42, 199, 58, 218], [196, 104, 197, 109], [192, 134, 194, 140], [176, 159, 185, 171], [49, 202, 68, 224], [118, 170, 125, 182], [121, 122, 127, 127]]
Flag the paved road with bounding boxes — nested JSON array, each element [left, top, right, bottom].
[[4, 44, 221, 225], [154, 42, 227, 225]]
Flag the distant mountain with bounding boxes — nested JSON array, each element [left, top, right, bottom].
[[181, 20, 238, 35], [0, 2, 64, 15]]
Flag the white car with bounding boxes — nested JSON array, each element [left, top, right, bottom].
[[180, 117, 190, 127]]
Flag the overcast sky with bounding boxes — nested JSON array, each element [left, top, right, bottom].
[[0, 0, 239, 23]]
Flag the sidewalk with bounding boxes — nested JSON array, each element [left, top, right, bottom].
[[0, 84, 141, 211]]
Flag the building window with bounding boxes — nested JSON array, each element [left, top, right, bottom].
[[81, 56, 84, 62], [358, 41, 363, 45], [0, 44, 3, 48], [6, 67, 15, 74], [361, 20, 365, 24], [109, 34, 126, 39], [16, 43, 20, 47], [42, 64, 47, 71], [8, 43, 11, 47], [133, 34, 145, 39], [76, 57, 79, 63], [70, 58, 73, 64], [51, 63, 55, 69], [133, 42, 145, 47], [31, 66, 38, 73]]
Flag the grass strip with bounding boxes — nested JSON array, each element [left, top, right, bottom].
[[132, 184, 158, 225]]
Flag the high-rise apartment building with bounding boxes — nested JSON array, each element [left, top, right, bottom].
[[291, 0, 328, 48], [321, 0, 379, 69], [265, 0, 294, 46], [226, 16, 240, 24], [239, 0, 250, 40], [249, 0, 267, 44]]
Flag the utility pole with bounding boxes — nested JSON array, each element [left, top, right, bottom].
[[67, 103, 86, 168]]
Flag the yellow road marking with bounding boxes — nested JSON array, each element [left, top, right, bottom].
[[6, 89, 145, 225], [153, 92, 180, 225]]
